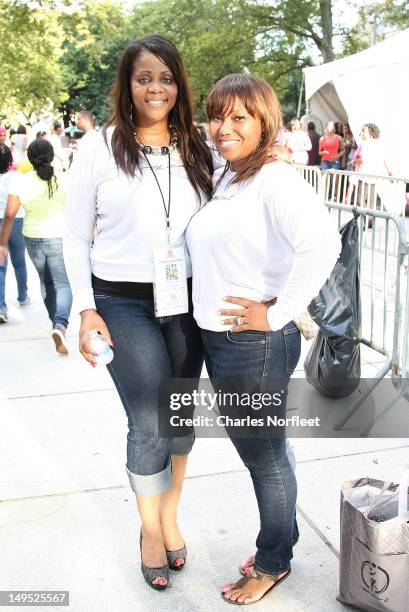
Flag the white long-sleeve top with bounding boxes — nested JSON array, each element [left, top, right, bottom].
[[185, 162, 341, 332], [63, 129, 201, 313]]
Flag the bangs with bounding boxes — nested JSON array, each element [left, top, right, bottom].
[[206, 74, 260, 119], [205, 73, 283, 186]]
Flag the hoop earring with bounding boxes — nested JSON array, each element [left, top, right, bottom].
[[129, 100, 133, 122]]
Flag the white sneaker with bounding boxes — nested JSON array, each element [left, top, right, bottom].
[[52, 325, 69, 354], [19, 295, 30, 306], [0, 311, 8, 323]]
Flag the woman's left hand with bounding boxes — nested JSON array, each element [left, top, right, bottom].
[[267, 145, 291, 164], [219, 296, 276, 332]]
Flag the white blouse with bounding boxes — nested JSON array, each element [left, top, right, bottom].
[[186, 161, 341, 332], [63, 129, 202, 313]]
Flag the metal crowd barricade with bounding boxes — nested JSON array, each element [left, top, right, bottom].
[[294, 164, 409, 432], [295, 165, 409, 255], [293, 164, 321, 194]]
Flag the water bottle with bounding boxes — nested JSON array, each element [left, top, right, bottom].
[[88, 331, 114, 366]]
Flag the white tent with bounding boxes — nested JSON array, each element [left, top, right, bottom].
[[303, 29, 409, 177]]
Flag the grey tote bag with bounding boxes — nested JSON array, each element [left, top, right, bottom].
[[337, 468, 409, 612]]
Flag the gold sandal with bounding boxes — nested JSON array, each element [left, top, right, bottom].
[[239, 536, 298, 576], [222, 567, 291, 605]]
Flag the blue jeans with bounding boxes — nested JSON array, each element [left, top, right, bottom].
[[320, 159, 340, 170], [24, 237, 72, 328], [94, 292, 204, 496], [0, 218, 28, 311], [202, 322, 301, 575]]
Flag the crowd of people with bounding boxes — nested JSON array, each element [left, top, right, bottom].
[[280, 116, 391, 179], [0, 111, 96, 328], [0, 32, 396, 606]]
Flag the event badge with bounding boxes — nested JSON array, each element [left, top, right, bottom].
[[153, 245, 189, 317]]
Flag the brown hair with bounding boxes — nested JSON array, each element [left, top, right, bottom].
[[206, 73, 282, 185], [364, 123, 380, 139], [104, 34, 213, 202]]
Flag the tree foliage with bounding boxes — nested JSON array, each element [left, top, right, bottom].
[[0, 0, 66, 118], [56, 0, 317, 123], [2, 0, 407, 124], [58, 0, 129, 125], [340, 0, 409, 56]]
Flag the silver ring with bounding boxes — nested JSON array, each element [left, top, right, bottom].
[[236, 315, 245, 326]]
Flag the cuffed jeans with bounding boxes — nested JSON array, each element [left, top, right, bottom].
[[24, 237, 72, 328], [94, 292, 203, 497], [0, 218, 28, 311], [202, 322, 301, 575]]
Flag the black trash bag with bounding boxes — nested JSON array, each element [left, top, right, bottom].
[[304, 217, 361, 398]]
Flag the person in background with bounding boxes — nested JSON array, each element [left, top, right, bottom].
[[349, 123, 392, 213], [36, 131, 48, 140], [0, 126, 8, 146], [307, 121, 321, 166], [60, 128, 70, 150], [10, 125, 28, 164], [49, 122, 67, 172], [0, 139, 72, 352], [354, 123, 390, 177], [76, 110, 95, 135], [319, 121, 345, 170], [334, 122, 344, 139], [342, 123, 356, 170], [284, 117, 311, 164], [0, 144, 29, 323], [194, 121, 208, 141]]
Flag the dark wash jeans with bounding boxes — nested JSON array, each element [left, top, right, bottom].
[[94, 292, 203, 497], [0, 218, 28, 311], [202, 321, 301, 575], [24, 237, 72, 328]]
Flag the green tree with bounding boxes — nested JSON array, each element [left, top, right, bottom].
[[0, 0, 66, 119], [58, 0, 129, 124], [378, 0, 409, 28], [241, 0, 336, 63], [340, 0, 409, 57]]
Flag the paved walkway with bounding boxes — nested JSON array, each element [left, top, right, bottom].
[[1, 258, 408, 611]]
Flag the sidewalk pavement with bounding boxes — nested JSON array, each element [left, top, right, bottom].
[[1, 258, 408, 612]]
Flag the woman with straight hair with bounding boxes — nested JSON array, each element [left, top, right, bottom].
[[63, 34, 213, 591], [186, 74, 341, 605], [0, 139, 72, 353]]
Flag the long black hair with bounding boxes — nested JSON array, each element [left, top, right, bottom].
[[0, 144, 13, 174], [27, 139, 57, 198], [104, 34, 213, 202]]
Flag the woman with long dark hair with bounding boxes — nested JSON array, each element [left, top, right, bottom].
[[63, 34, 213, 591], [0, 139, 72, 353], [186, 74, 340, 605]]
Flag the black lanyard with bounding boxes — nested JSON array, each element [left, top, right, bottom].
[[143, 151, 172, 243]]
